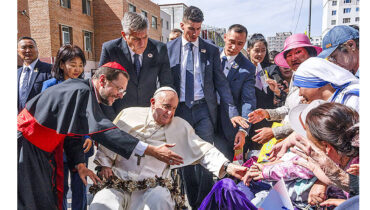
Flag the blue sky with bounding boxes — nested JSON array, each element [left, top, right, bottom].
[[152, 0, 323, 37]]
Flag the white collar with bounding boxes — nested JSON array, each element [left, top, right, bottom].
[[220, 50, 237, 63], [182, 36, 199, 48], [23, 58, 39, 71]]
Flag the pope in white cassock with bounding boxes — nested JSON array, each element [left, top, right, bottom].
[[90, 87, 248, 210]]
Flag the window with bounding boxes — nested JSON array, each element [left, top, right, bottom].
[[332, 10, 336, 15], [356, 7, 359, 12], [331, 20, 336, 25], [355, 17, 359, 22], [343, 8, 351, 13], [83, 31, 92, 52], [82, 0, 91, 15], [61, 25, 72, 45], [344, 0, 351, 3], [332, 1, 337, 6], [141, 11, 147, 17], [128, 4, 136, 12], [166, 21, 169, 30], [152, 16, 157, 29], [161, 18, 163, 27], [60, 0, 71, 8], [343, 18, 351, 23]]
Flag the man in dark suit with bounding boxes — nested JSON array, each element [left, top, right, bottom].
[[215, 24, 256, 161], [166, 6, 248, 209], [99, 12, 173, 120], [17, 36, 52, 113]]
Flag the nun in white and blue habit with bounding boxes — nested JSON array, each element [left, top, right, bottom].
[[293, 57, 359, 111]]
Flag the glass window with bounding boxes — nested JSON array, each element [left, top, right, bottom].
[[343, 8, 351, 13], [166, 21, 169, 30], [83, 31, 92, 52], [128, 4, 136, 12], [331, 20, 336, 25], [355, 17, 359, 22], [332, 1, 337, 6], [332, 10, 336, 15], [343, 18, 351, 23], [82, 0, 91, 15], [141, 11, 147, 17], [61, 25, 72, 45], [152, 16, 157, 29], [60, 0, 71, 8], [356, 7, 359, 12], [344, 0, 351, 3]]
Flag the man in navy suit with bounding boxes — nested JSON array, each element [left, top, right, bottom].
[[99, 12, 173, 120], [166, 6, 248, 209], [17, 36, 52, 113], [215, 24, 256, 161]]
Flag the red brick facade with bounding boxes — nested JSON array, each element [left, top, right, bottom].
[[17, 0, 162, 71]]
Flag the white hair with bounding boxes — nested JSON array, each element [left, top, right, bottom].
[[153, 86, 178, 99]]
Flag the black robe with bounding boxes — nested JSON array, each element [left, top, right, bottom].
[[17, 79, 140, 210]]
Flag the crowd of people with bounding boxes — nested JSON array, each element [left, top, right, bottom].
[[17, 5, 359, 210]]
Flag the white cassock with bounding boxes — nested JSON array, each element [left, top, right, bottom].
[[90, 107, 229, 210]]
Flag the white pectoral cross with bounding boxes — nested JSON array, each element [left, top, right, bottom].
[[134, 153, 145, 165]]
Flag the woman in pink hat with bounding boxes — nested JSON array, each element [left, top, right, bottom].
[[248, 34, 322, 145]]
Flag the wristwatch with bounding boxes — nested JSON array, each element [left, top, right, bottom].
[[223, 161, 231, 173]]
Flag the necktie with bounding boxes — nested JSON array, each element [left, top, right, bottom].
[[221, 56, 227, 71], [19, 67, 31, 109], [185, 42, 194, 108], [134, 54, 141, 77]]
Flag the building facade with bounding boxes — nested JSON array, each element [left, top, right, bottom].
[[160, 10, 171, 43], [159, 3, 187, 31], [267, 32, 292, 52], [310, 36, 323, 47], [322, 0, 360, 35], [17, 0, 162, 73]]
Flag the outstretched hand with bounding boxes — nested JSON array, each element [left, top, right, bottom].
[[145, 144, 184, 165], [76, 163, 102, 186], [241, 163, 264, 186], [230, 116, 249, 129], [247, 109, 269, 124], [226, 163, 248, 180], [251, 127, 274, 144], [234, 131, 246, 150]]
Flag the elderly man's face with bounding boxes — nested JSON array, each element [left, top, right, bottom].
[[18, 39, 39, 65], [180, 20, 202, 42], [223, 30, 246, 56], [99, 73, 128, 106], [122, 29, 148, 55], [151, 91, 179, 125], [327, 40, 359, 75], [285, 47, 310, 71]]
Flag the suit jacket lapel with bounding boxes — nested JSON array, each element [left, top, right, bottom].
[[119, 38, 138, 85], [198, 38, 206, 80], [140, 41, 154, 82], [227, 53, 242, 81], [25, 60, 40, 99], [172, 38, 182, 81]]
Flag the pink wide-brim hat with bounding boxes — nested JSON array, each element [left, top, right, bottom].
[[274, 33, 323, 68]]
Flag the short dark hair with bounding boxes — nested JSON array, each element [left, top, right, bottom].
[[306, 102, 359, 157], [18, 36, 37, 45], [52, 44, 86, 80], [171, 28, 183, 34], [247, 33, 271, 67], [92, 66, 129, 81], [228, 24, 248, 37], [269, 50, 279, 62], [183, 6, 204, 23]]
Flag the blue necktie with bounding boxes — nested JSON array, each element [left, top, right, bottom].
[[134, 54, 141, 77], [185, 42, 194, 108], [221, 56, 227, 70], [19, 67, 31, 110]]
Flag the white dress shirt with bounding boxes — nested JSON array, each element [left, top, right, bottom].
[[180, 37, 204, 102], [220, 51, 237, 77], [19, 58, 38, 88], [128, 47, 143, 66]]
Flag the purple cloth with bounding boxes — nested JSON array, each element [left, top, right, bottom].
[[199, 178, 257, 210]]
